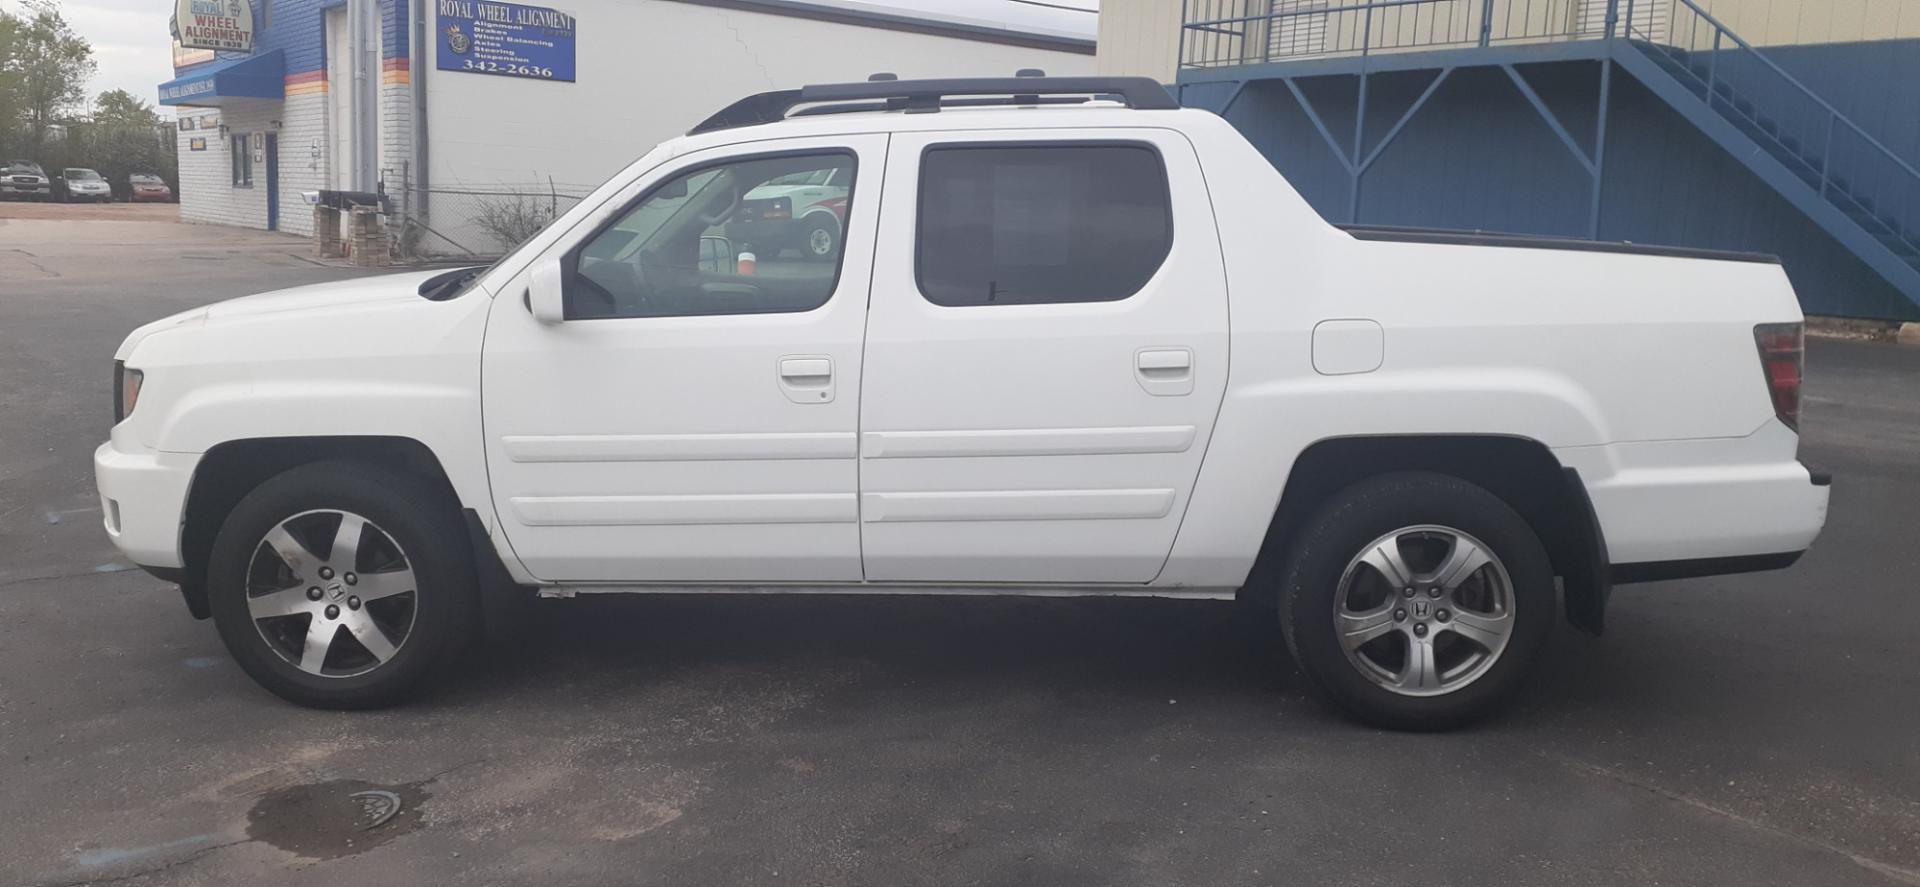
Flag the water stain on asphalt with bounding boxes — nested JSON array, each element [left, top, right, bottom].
[[246, 778, 431, 859]]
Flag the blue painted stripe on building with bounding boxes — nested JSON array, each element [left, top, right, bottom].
[[383, 0, 408, 59]]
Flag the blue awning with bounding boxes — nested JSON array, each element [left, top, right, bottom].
[[158, 50, 284, 106]]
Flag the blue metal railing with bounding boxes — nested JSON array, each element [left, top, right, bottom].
[[1625, 0, 1920, 256], [1178, 0, 1635, 69]]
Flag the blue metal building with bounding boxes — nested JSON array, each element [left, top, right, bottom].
[[1173, 0, 1920, 321]]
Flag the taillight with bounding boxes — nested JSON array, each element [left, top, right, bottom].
[[1754, 322, 1803, 431]]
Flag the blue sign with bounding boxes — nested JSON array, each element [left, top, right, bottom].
[[436, 0, 575, 82]]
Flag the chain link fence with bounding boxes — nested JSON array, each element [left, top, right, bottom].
[[386, 165, 590, 261]]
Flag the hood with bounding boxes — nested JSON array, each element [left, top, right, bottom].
[[115, 269, 457, 360], [115, 306, 210, 360], [202, 269, 451, 320]]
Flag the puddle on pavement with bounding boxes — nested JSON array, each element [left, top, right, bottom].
[[246, 778, 431, 859]]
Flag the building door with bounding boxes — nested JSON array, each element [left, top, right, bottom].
[[857, 131, 1231, 584], [265, 133, 279, 230], [480, 135, 885, 583], [324, 7, 352, 190]]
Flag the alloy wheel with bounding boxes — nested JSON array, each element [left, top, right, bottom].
[[1333, 525, 1516, 697], [243, 509, 420, 678]]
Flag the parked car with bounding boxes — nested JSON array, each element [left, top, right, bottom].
[[2, 159, 51, 201], [128, 173, 173, 203], [726, 166, 850, 261], [95, 77, 1830, 729], [56, 168, 113, 203]]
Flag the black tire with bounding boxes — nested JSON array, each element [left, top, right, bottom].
[[207, 461, 478, 709], [1277, 471, 1554, 731], [801, 215, 838, 262]]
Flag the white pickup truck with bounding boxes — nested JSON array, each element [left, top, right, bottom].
[[95, 77, 1830, 729]]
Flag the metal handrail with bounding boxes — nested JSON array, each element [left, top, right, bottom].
[[1634, 0, 1920, 189], [1180, 0, 1633, 70], [1184, 0, 1444, 31]]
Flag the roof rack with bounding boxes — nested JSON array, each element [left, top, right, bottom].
[[688, 76, 1179, 135]]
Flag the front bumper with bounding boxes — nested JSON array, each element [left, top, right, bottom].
[[94, 441, 200, 569], [1, 183, 50, 197]]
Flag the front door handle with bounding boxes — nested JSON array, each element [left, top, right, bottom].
[[777, 355, 835, 403], [1135, 348, 1194, 396]]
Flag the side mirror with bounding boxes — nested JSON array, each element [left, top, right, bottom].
[[699, 235, 734, 272], [528, 254, 567, 324]]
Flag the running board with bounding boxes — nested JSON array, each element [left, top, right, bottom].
[[534, 584, 1237, 600]]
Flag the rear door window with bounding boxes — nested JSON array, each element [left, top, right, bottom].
[[915, 144, 1173, 307]]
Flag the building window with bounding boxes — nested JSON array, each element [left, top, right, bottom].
[[915, 144, 1173, 307], [231, 135, 252, 188]]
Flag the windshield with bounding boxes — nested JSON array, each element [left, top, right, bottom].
[[445, 143, 674, 299], [6, 161, 42, 174], [131, 175, 162, 184], [65, 169, 102, 180]]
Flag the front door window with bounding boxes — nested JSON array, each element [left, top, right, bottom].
[[568, 152, 856, 319]]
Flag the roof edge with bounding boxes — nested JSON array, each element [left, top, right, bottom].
[[660, 0, 1097, 55]]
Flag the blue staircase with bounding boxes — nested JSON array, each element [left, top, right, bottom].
[[1612, 0, 1920, 311], [1176, 0, 1920, 316]]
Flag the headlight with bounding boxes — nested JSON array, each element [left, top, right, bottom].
[[114, 361, 143, 423]]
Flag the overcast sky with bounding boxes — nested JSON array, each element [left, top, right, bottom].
[[0, 0, 1099, 119]]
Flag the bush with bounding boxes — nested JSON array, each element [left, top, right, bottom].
[[471, 193, 554, 251]]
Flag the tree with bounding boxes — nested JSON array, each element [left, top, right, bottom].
[[0, 11, 22, 153], [4, 0, 94, 154], [93, 88, 158, 127], [76, 87, 176, 196]]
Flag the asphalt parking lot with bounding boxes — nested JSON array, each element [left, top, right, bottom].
[[2, 212, 1918, 886]]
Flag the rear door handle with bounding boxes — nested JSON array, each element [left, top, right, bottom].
[[777, 355, 835, 403], [1136, 348, 1194, 396]]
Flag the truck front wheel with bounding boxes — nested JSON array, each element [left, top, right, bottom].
[[802, 216, 839, 262], [1278, 472, 1554, 730], [206, 461, 478, 709]]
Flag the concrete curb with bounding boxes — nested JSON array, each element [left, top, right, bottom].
[[1805, 316, 1920, 345]]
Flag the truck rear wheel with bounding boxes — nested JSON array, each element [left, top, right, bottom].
[[1277, 472, 1554, 730], [206, 461, 477, 709]]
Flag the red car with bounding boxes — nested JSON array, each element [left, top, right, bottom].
[[129, 174, 173, 202]]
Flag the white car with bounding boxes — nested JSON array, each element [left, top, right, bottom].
[[96, 77, 1829, 729]]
